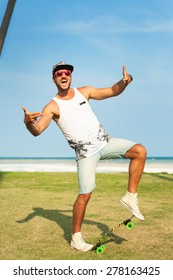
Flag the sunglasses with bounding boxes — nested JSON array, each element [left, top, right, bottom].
[[54, 70, 71, 78]]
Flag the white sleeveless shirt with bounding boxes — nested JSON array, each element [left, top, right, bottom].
[[52, 87, 110, 159]]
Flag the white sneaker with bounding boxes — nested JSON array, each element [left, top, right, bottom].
[[70, 232, 93, 252], [120, 191, 145, 220]]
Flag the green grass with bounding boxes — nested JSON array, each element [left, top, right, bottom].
[[0, 171, 173, 260]]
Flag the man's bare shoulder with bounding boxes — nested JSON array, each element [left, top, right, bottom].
[[42, 99, 60, 115], [77, 86, 95, 100]]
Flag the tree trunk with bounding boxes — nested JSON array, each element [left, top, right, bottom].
[[0, 0, 17, 56]]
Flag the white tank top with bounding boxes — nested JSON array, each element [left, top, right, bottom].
[[52, 87, 110, 159]]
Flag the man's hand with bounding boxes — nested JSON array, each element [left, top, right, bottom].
[[22, 106, 43, 125], [122, 65, 133, 84]]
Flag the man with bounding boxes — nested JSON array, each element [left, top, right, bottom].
[[22, 61, 147, 252]]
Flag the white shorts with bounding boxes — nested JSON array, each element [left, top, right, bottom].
[[76, 138, 136, 194]]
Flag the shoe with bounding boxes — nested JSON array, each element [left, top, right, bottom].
[[70, 232, 93, 252], [120, 191, 145, 220]]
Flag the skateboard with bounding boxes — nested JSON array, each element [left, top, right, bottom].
[[93, 215, 135, 253]]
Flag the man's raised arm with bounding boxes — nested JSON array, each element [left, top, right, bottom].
[[84, 65, 133, 100], [22, 106, 53, 136]]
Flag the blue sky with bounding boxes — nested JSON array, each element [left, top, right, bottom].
[[0, 0, 173, 158]]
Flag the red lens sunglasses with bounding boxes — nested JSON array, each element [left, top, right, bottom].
[[54, 70, 71, 78]]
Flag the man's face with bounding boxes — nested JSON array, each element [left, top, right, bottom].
[[53, 69, 72, 90]]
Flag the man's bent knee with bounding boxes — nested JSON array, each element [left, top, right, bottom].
[[125, 144, 147, 159], [134, 144, 147, 157]]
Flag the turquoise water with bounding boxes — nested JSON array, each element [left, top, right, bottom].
[[1, 156, 173, 160]]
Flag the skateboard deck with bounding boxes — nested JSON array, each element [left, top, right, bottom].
[[93, 215, 135, 253]]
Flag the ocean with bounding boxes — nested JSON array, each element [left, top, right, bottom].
[[0, 157, 173, 174]]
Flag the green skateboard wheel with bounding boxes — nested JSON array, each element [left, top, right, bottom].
[[96, 245, 105, 254], [126, 221, 135, 230]]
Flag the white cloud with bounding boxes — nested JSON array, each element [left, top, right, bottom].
[[37, 16, 173, 35]]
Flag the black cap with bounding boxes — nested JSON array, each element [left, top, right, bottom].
[[52, 61, 74, 77]]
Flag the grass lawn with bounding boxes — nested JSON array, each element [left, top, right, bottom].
[[0, 171, 173, 260]]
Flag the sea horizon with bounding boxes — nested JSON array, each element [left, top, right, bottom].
[[1, 156, 173, 160]]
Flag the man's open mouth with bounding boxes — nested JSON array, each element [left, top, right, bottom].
[[61, 79, 67, 85]]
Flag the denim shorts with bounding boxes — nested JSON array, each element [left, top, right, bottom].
[[76, 138, 136, 194]]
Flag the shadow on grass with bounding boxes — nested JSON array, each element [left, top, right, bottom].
[[147, 173, 173, 182], [0, 172, 4, 184], [16, 207, 127, 246]]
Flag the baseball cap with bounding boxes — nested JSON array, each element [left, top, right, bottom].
[[52, 61, 74, 77]]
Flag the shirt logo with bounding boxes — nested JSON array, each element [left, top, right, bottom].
[[79, 101, 86, 105]]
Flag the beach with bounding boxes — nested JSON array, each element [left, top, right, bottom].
[[0, 158, 173, 174]]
